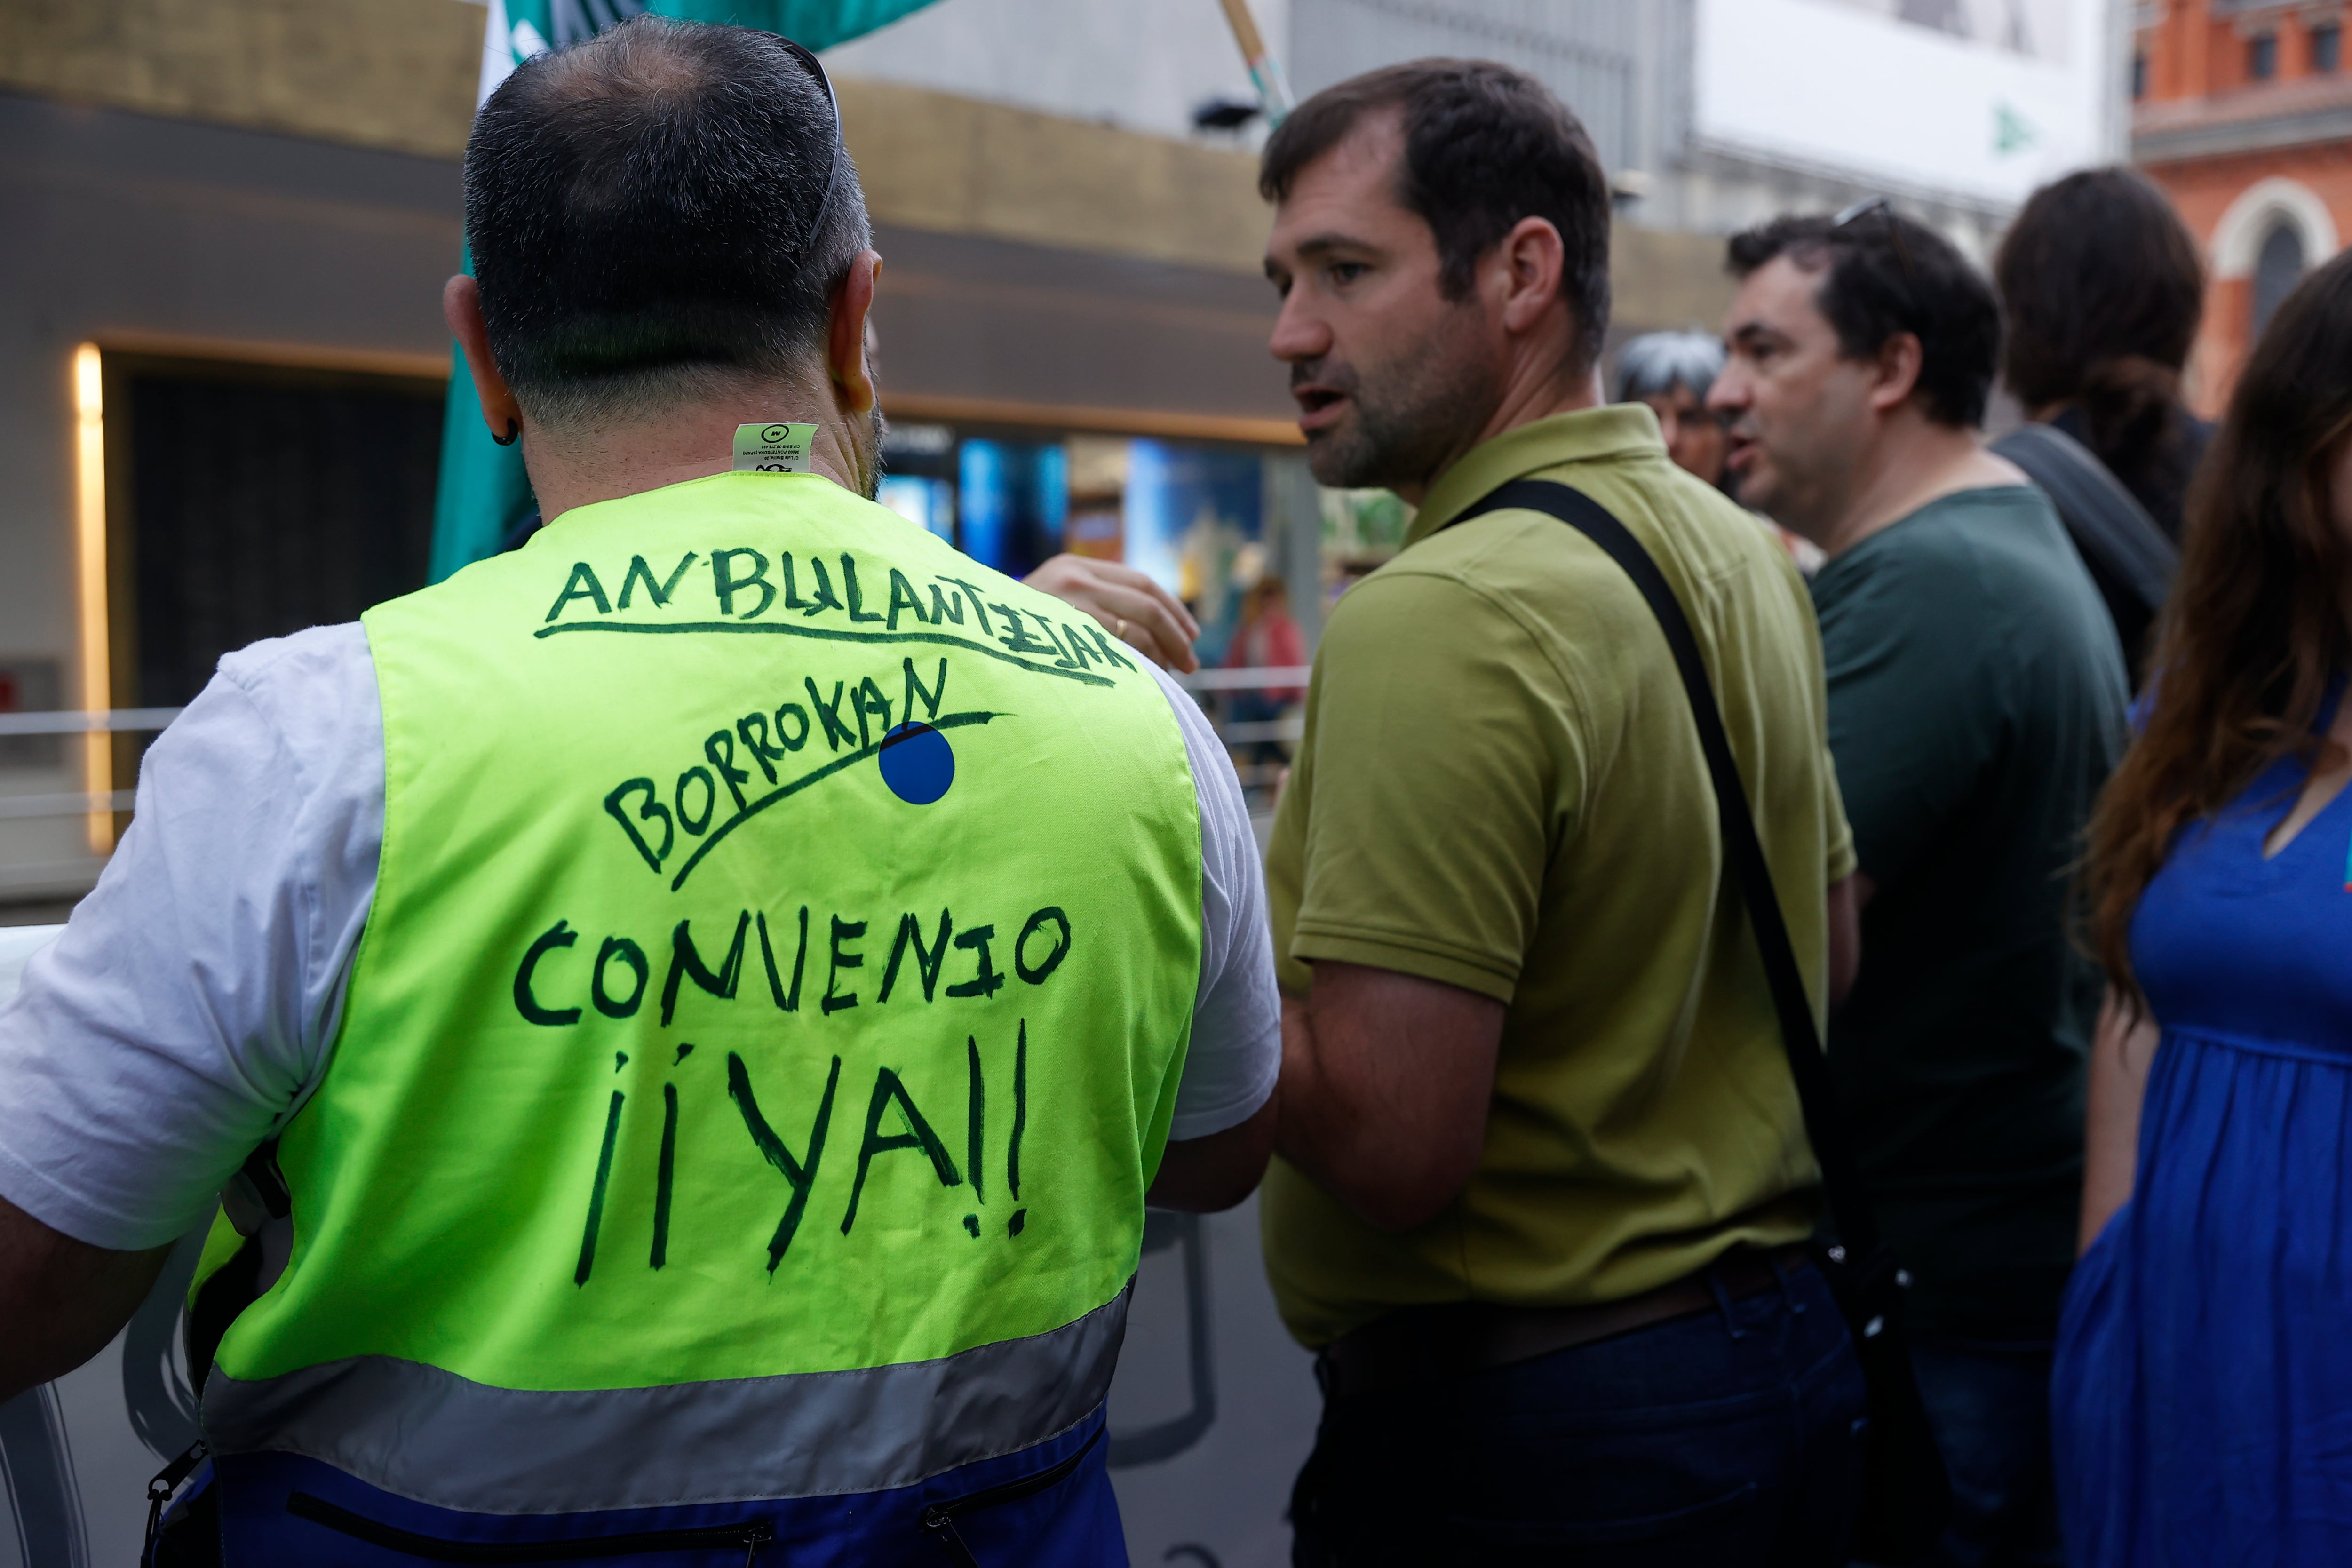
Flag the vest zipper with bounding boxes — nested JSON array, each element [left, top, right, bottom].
[[287, 1492, 775, 1564], [919, 1424, 1104, 1568], [141, 1440, 209, 1568]]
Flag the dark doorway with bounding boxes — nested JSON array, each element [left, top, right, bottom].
[[2252, 222, 2307, 344], [109, 354, 445, 708]]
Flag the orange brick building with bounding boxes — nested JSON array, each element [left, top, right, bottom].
[[2134, 0, 2352, 413]]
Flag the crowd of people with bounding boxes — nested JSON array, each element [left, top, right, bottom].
[[1526, 116, 2343, 1568], [0, 20, 2344, 1568]]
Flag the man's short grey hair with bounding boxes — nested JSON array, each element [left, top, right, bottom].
[[466, 17, 872, 429], [1614, 331, 1728, 405]]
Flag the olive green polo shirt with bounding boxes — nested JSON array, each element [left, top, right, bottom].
[[1259, 405, 1856, 1349]]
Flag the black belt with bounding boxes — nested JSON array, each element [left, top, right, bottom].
[[1315, 1243, 1812, 1403]]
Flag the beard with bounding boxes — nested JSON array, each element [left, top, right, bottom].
[[1729, 421, 1842, 539], [1296, 328, 1501, 493], [854, 405, 886, 500]]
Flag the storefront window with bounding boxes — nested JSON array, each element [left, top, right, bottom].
[[1124, 439, 1267, 667], [955, 438, 1066, 578], [1319, 488, 1412, 605], [876, 422, 956, 542]]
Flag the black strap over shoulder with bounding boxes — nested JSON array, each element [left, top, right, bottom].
[[1991, 422, 2177, 614], [1991, 422, 2177, 682], [1448, 478, 1953, 1556], [1443, 479, 1881, 1258]]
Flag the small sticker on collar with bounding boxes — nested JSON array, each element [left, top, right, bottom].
[[733, 423, 816, 474]]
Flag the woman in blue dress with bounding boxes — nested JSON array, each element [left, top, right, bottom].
[[2058, 249, 2352, 1563]]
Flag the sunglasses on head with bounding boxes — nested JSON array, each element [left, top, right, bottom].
[[1831, 195, 1920, 291], [778, 36, 845, 257]]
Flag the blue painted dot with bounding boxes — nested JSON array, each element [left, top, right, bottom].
[[879, 722, 954, 805]]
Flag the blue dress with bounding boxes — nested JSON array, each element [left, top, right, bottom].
[[2055, 743, 2352, 1564]]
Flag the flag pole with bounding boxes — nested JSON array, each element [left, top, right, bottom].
[[1215, 0, 1294, 127]]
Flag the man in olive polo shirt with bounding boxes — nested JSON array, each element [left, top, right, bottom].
[[1255, 62, 1866, 1566]]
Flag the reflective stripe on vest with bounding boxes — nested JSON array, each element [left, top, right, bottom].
[[193, 471, 1201, 1516], [202, 1287, 1126, 1513]]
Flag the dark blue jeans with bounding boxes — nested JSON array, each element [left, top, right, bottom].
[[1881, 1337, 2061, 1568], [1290, 1261, 1868, 1566]]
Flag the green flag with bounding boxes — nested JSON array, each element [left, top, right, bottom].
[[428, 0, 938, 582]]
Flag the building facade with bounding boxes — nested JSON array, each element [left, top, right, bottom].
[[2134, 0, 2351, 411], [0, 0, 1321, 915], [0, 0, 1820, 920]]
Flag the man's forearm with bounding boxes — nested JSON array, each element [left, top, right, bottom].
[[1273, 970, 1505, 1232], [0, 1194, 173, 1404], [1271, 997, 1352, 1193], [1148, 1095, 1279, 1213]]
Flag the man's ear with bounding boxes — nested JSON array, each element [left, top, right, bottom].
[[1867, 331, 1927, 415], [443, 275, 524, 440], [1493, 216, 1566, 337], [827, 250, 884, 416]]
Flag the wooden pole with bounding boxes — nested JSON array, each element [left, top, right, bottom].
[[1215, 0, 1294, 126]]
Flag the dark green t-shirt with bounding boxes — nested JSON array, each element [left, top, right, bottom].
[[1812, 485, 2127, 1338]]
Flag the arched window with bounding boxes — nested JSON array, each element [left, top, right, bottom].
[[2254, 222, 2307, 339]]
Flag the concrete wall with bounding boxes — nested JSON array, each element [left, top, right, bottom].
[[0, 0, 481, 158], [1, 0, 1274, 272], [1, 0, 1740, 342], [869, 225, 1292, 433], [840, 76, 1270, 279], [822, 0, 1288, 149], [0, 0, 1749, 907]]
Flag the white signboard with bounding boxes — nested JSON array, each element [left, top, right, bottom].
[[1694, 0, 2115, 207]]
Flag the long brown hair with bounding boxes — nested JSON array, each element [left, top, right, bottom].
[[1995, 168, 2205, 522], [2084, 250, 2352, 1006]]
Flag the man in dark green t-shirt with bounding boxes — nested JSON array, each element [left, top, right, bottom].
[[1711, 207, 2127, 1567]]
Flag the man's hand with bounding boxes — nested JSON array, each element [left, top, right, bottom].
[[1146, 1094, 1278, 1213], [1275, 961, 1506, 1232], [0, 1194, 172, 1405], [1024, 556, 1202, 673]]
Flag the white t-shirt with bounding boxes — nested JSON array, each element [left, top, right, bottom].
[[0, 623, 1279, 1252]]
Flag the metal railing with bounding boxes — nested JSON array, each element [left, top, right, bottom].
[[0, 710, 181, 822], [0, 684, 1314, 821], [0, 791, 138, 821], [1172, 668, 1310, 798], [1173, 667, 1311, 693], [0, 708, 183, 737]]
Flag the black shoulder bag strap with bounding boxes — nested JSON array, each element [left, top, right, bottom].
[[1445, 479, 1950, 1558], [1447, 481, 1873, 1245]]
